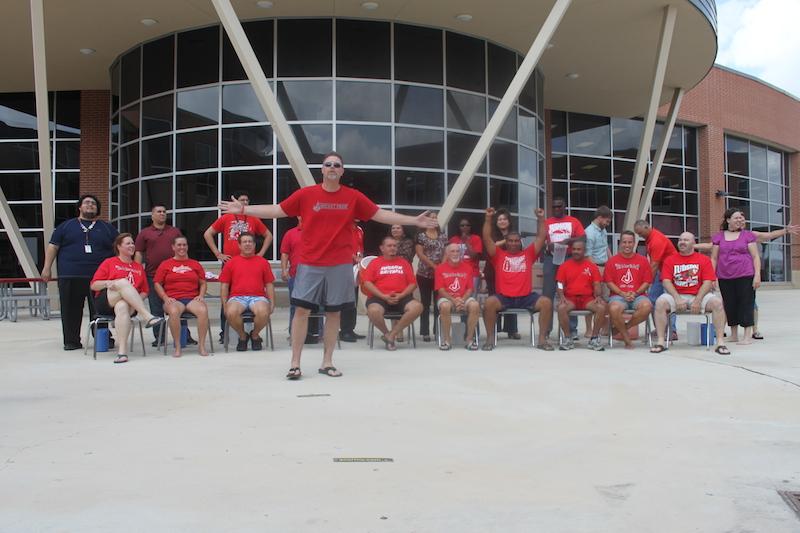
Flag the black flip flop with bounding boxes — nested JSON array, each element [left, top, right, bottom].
[[714, 345, 731, 355], [286, 367, 302, 380], [318, 366, 342, 377], [649, 344, 667, 354], [752, 332, 764, 340]]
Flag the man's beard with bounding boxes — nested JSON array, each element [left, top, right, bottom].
[[81, 210, 97, 220]]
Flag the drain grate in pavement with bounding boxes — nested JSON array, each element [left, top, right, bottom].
[[779, 491, 800, 520], [333, 457, 394, 463]]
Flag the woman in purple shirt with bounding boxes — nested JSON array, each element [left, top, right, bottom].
[[710, 208, 760, 345]]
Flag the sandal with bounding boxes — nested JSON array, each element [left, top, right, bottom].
[[318, 366, 342, 377], [649, 344, 667, 354], [286, 367, 302, 380], [752, 332, 764, 340], [144, 316, 164, 329], [465, 340, 479, 351], [481, 342, 495, 351], [714, 345, 731, 355], [536, 343, 555, 351], [113, 355, 128, 364], [381, 335, 397, 351], [439, 342, 451, 351]]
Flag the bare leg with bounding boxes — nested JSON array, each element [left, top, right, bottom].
[[589, 302, 607, 337], [654, 298, 670, 347], [482, 296, 501, 345], [464, 300, 480, 344], [225, 301, 247, 341], [321, 311, 341, 372], [113, 300, 132, 360], [185, 300, 209, 355], [367, 304, 389, 336], [608, 302, 631, 347], [390, 301, 423, 341], [535, 296, 553, 346], [708, 298, 729, 351], [557, 300, 575, 339], [738, 326, 753, 345], [105, 279, 154, 321], [584, 315, 593, 338], [163, 300, 187, 357], [290, 307, 310, 369], [729, 325, 740, 343], [250, 301, 270, 338], [439, 301, 452, 345], [627, 301, 652, 330]]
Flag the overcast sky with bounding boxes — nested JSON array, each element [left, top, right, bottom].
[[715, 0, 800, 98]]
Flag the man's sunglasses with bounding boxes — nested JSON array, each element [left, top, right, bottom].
[[323, 161, 342, 168], [459, 223, 471, 227]]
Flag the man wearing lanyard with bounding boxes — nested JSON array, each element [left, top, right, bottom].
[[135, 203, 188, 347], [204, 190, 273, 341], [41, 195, 119, 351], [583, 205, 612, 336]]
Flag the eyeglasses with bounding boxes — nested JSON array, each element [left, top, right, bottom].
[[459, 223, 471, 227], [323, 161, 342, 168]]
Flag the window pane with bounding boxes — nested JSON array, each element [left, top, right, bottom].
[[749, 143, 768, 179], [611, 117, 641, 160], [223, 83, 267, 124], [394, 170, 444, 206], [727, 175, 748, 198], [613, 185, 629, 212], [446, 32, 485, 93], [336, 20, 390, 79], [0, 142, 38, 170], [551, 110, 567, 153], [142, 95, 173, 137], [277, 81, 332, 121], [487, 43, 516, 98], [141, 136, 172, 176], [395, 127, 443, 169], [571, 156, 610, 183], [552, 180, 568, 202], [767, 150, 782, 183], [175, 210, 218, 261], [176, 129, 218, 171], [176, 87, 219, 129], [341, 169, 391, 205], [568, 113, 610, 156], [121, 105, 140, 143], [118, 217, 139, 236], [0, 173, 40, 200], [490, 178, 518, 211], [142, 36, 174, 97], [111, 62, 121, 114], [121, 47, 141, 107], [54, 91, 81, 138], [222, 125, 273, 167], [651, 122, 682, 165], [55, 141, 80, 169], [277, 168, 301, 201], [520, 73, 536, 115], [518, 109, 536, 148], [518, 185, 539, 221], [725, 136, 748, 175], [683, 127, 697, 167], [751, 178, 768, 202], [448, 174, 486, 209], [223, 169, 273, 205], [223, 20, 273, 81], [276, 124, 332, 165], [488, 100, 516, 141], [447, 132, 486, 173], [685, 192, 698, 215], [394, 24, 442, 85], [120, 181, 140, 216], [336, 125, 390, 166], [768, 183, 783, 204], [685, 169, 697, 191], [277, 19, 331, 77], [651, 189, 684, 214], [490, 140, 517, 178], [176, 172, 217, 209], [447, 91, 485, 132], [0, 93, 37, 139], [10, 204, 43, 228], [111, 114, 119, 145], [395, 85, 443, 127], [570, 181, 610, 210], [54, 172, 79, 200], [519, 147, 537, 186], [55, 203, 75, 226], [120, 143, 139, 181], [613, 160, 634, 185], [651, 215, 683, 237], [337, 81, 391, 122], [141, 176, 173, 211], [177, 26, 219, 88], [657, 165, 682, 189], [750, 200, 769, 223]]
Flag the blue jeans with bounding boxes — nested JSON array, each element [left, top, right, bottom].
[[648, 275, 677, 333]]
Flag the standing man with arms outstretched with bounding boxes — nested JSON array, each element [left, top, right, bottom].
[[219, 152, 435, 379]]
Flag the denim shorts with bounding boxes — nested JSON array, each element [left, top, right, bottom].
[[607, 295, 650, 312], [228, 295, 270, 311]]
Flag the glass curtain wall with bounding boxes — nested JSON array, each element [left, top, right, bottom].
[[108, 18, 546, 260], [0, 91, 81, 277], [725, 135, 791, 282], [550, 111, 699, 247]]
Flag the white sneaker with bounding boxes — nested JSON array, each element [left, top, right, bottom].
[[559, 339, 575, 351], [588, 338, 605, 351]]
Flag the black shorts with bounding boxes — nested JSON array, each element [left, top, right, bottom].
[[94, 289, 114, 316], [365, 295, 415, 315]]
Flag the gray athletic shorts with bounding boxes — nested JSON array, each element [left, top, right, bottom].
[[291, 263, 355, 312]]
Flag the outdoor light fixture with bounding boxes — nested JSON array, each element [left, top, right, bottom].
[[256, 0, 274, 8], [361, 1, 379, 10], [456, 14, 473, 22], [565, 72, 580, 80], [79, 48, 95, 55], [715, 189, 729, 198], [140, 18, 158, 26]]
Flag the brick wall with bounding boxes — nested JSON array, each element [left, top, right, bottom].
[[79, 90, 110, 221]]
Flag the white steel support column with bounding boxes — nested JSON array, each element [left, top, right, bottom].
[[636, 87, 684, 222], [438, 0, 573, 227], [623, 4, 677, 230], [211, 0, 315, 188]]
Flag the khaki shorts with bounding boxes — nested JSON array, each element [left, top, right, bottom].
[[656, 292, 717, 313]]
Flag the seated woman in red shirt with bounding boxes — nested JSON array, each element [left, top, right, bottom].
[[89, 233, 164, 364], [154, 235, 209, 357]]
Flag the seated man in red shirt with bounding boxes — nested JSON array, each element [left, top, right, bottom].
[[435, 243, 480, 350], [652, 232, 729, 355], [482, 207, 553, 351], [362, 236, 423, 351], [219, 232, 276, 352], [556, 238, 606, 351], [604, 230, 653, 349]]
